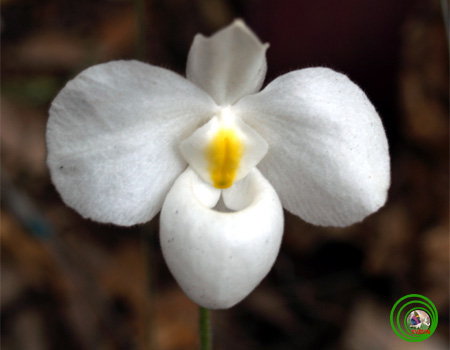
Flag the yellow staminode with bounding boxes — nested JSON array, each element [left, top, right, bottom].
[[207, 127, 243, 189]]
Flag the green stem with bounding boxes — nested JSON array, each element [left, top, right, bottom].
[[199, 306, 212, 350], [134, 0, 147, 61]]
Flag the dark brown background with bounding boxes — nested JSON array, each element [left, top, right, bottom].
[[1, 0, 449, 349]]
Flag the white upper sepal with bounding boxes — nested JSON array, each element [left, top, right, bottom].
[[235, 67, 391, 227], [179, 106, 268, 187], [186, 19, 269, 106], [160, 167, 284, 309], [47, 60, 217, 226]]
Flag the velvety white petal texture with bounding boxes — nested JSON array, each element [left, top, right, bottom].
[[235, 67, 390, 227], [180, 106, 268, 187], [186, 19, 269, 106], [47, 60, 217, 226], [160, 167, 284, 309]]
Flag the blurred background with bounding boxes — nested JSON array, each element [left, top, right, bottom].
[[1, 0, 449, 349]]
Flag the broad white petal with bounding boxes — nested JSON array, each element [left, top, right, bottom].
[[47, 60, 217, 226], [186, 19, 269, 106], [235, 68, 390, 227], [160, 167, 283, 309], [180, 107, 268, 188]]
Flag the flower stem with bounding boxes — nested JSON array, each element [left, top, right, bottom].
[[134, 0, 147, 61], [199, 306, 212, 350]]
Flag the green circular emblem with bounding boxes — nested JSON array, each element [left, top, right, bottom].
[[390, 294, 438, 342]]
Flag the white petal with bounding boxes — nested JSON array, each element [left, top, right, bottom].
[[235, 68, 390, 227], [180, 106, 268, 188], [47, 60, 217, 226], [160, 167, 284, 309], [186, 19, 269, 106]]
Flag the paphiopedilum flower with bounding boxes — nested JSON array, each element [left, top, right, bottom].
[[46, 20, 390, 309]]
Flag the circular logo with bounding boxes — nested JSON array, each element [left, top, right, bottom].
[[390, 294, 438, 342], [407, 310, 431, 331]]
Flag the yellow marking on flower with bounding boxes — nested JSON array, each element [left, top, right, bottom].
[[207, 128, 243, 189]]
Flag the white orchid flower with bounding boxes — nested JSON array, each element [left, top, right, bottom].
[[46, 20, 390, 309]]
